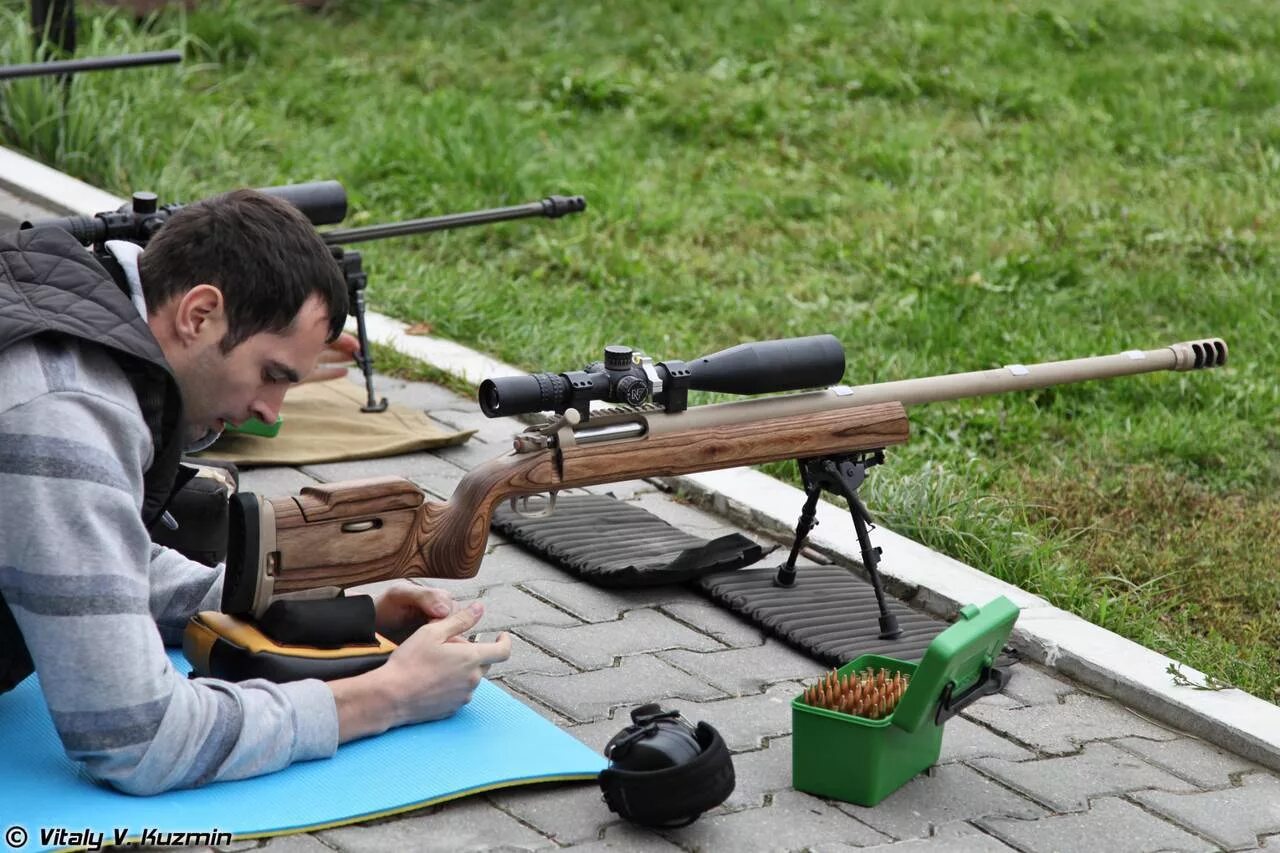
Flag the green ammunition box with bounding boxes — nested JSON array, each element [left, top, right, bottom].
[[791, 596, 1019, 806]]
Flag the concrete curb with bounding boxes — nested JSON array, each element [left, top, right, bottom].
[[0, 147, 124, 218], [8, 145, 1278, 773]]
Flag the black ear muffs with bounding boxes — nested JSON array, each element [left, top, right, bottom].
[[598, 704, 735, 828]]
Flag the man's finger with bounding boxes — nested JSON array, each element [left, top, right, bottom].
[[332, 332, 361, 356], [314, 349, 354, 364], [394, 584, 454, 619], [425, 602, 484, 641], [300, 365, 350, 384], [414, 586, 455, 619], [473, 631, 512, 665]]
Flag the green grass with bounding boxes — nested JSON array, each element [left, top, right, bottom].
[[3, 0, 1278, 700]]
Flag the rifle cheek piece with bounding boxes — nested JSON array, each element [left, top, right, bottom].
[[599, 705, 735, 828]]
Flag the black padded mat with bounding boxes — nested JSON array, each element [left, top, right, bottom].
[[699, 566, 946, 666], [492, 493, 948, 666], [491, 494, 767, 587]]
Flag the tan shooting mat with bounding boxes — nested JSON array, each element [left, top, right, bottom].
[[197, 379, 473, 467]]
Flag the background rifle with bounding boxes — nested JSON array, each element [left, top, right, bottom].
[[220, 335, 1228, 641], [20, 181, 587, 412], [317, 191, 587, 412], [0, 49, 181, 81], [4, 0, 181, 87]]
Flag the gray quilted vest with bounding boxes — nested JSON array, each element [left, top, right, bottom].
[[0, 227, 187, 693]]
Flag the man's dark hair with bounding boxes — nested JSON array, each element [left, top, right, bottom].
[[138, 189, 347, 353]]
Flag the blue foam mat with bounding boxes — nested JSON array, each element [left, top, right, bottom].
[[1, 652, 605, 851]]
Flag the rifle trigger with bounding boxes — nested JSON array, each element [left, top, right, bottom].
[[510, 493, 557, 519]]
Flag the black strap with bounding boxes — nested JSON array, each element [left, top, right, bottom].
[[0, 593, 34, 694], [599, 722, 735, 827]]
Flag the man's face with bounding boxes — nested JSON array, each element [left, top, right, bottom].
[[160, 291, 334, 439]]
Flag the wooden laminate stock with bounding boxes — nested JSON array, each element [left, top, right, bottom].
[[293, 477, 424, 521], [269, 401, 908, 592]]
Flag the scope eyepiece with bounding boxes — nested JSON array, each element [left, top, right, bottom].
[[480, 372, 569, 418], [478, 334, 846, 421]]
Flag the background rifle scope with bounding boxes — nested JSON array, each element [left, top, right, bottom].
[[479, 334, 846, 418], [21, 181, 349, 245]]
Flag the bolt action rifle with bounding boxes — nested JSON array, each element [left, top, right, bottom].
[[186, 335, 1228, 683], [20, 181, 586, 413]]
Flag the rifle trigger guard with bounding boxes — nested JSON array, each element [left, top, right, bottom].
[[510, 493, 557, 519]]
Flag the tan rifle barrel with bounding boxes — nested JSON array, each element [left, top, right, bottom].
[[582, 338, 1228, 442], [836, 339, 1227, 408]]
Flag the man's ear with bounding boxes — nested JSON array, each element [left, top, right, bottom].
[[172, 284, 226, 345]]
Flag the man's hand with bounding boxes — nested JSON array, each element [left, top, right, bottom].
[[372, 582, 456, 644], [328, 602, 511, 743], [300, 332, 361, 384]]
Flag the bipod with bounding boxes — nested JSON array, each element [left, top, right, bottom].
[[773, 450, 902, 640], [332, 248, 388, 413]]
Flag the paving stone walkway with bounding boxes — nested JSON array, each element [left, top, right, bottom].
[[224, 373, 1279, 853]]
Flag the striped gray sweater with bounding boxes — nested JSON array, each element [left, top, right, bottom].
[[0, 334, 338, 794]]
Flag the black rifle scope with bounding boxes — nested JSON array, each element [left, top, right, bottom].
[[20, 180, 348, 246], [479, 334, 846, 419]]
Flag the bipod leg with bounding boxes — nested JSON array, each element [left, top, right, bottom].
[[773, 460, 823, 588], [815, 451, 901, 640], [353, 286, 388, 413], [338, 249, 388, 413], [847, 486, 901, 640]]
